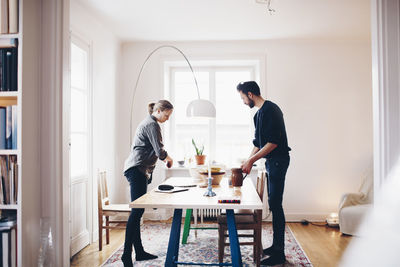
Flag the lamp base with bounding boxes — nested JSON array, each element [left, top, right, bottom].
[[326, 218, 339, 227], [203, 190, 216, 197]]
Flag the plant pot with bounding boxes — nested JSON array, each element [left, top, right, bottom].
[[195, 155, 206, 165]]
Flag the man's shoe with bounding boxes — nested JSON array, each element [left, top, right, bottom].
[[135, 251, 158, 261], [263, 245, 275, 256], [260, 253, 285, 266]]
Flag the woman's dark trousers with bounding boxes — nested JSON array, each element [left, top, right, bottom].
[[123, 167, 148, 255]]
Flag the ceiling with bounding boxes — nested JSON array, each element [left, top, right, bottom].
[[74, 0, 371, 42]]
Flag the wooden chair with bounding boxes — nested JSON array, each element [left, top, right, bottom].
[[217, 171, 266, 267], [97, 171, 131, 251]]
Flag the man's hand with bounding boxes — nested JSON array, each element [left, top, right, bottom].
[[164, 155, 173, 168], [241, 159, 254, 174], [242, 143, 277, 173]]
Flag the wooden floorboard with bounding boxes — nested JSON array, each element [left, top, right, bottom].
[[287, 222, 352, 267], [71, 222, 353, 267], [70, 228, 125, 267]]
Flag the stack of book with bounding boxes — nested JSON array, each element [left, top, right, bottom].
[[0, 155, 17, 205], [0, 214, 16, 267]]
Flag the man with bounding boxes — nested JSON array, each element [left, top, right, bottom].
[[237, 81, 291, 266]]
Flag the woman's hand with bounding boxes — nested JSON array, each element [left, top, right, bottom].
[[164, 155, 173, 168]]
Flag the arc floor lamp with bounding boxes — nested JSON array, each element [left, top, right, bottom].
[[129, 45, 216, 143]]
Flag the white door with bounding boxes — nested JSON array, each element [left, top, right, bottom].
[[69, 35, 93, 256]]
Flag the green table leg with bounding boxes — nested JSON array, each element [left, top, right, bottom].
[[181, 209, 193, 244]]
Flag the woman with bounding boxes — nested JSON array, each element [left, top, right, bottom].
[[121, 100, 174, 267]]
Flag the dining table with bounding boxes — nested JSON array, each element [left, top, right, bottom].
[[130, 176, 263, 267]]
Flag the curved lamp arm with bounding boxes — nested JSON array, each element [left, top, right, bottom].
[[129, 45, 216, 145]]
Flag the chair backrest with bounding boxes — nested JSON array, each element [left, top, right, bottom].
[[97, 171, 110, 214], [256, 171, 266, 201]]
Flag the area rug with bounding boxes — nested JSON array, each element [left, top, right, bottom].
[[101, 223, 312, 266]]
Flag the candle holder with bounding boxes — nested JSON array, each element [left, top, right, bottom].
[[203, 175, 216, 197]]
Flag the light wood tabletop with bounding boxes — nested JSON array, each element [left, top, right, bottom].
[[130, 177, 263, 210], [130, 176, 262, 267]]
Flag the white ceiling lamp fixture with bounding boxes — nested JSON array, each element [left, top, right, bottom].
[[129, 45, 216, 143], [256, 0, 276, 15]]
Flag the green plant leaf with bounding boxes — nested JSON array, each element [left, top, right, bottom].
[[199, 145, 204, 155], [191, 138, 203, 155]]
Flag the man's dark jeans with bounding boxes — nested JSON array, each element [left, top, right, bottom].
[[123, 167, 148, 255], [265, 155, 290, 252]]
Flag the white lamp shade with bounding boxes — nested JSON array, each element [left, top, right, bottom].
[[186, 99, 216, 118]]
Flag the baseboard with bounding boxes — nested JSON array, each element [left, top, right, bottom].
[[141, 210, 328, 223], [263, 213, 328, 222], [71, 230, 90, 256], [92, 229, 99, 242]]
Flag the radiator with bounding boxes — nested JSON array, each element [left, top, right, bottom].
[[194, 208, 222, 223]]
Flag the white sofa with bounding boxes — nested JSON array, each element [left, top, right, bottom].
[[338, 168, 373, 235]]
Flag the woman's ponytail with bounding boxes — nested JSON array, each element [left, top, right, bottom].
[[148, 103, 156, 114]]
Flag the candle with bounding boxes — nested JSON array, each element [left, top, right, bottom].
[[208, 160, 211, 177]]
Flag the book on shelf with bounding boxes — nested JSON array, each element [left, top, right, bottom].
[[8, 0, 18, 34], [0, 105, 17, 150], [0, 44, 18, 92], [0, 155, 17, 205], [11, 105, 16, 150], [5, 106, 11, 150], [0, 107, 4, 149], [0, 156, 9, 204], [0, 0, 18, 35], [0, 0, 8, 34]]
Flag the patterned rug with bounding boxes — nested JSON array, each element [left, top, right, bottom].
[[101, 223, 312, 267]]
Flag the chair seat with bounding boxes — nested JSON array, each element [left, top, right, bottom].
[[218, 213, 256, 225], [102, 204, 131, 212], [235, 209, 254, 214], [98, 171, 130, 251], [217, 214, 255, 225]]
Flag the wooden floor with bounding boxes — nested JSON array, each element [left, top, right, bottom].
[[71, 222, 352, 267]]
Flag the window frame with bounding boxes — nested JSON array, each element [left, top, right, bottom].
[[164, 59, 261, 165]]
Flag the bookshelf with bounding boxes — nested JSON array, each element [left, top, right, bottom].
[[0, 0, 21, 266]]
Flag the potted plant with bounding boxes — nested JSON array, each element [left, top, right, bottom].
[[192, 138, 206, 165]]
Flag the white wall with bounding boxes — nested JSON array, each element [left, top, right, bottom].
[[116, 39, 373, 221], [70, 1, 120, 237]]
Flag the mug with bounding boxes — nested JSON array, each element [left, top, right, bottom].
[[230, 168, 248, 187]]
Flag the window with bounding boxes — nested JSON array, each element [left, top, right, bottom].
[[165, 61, 259, 167]]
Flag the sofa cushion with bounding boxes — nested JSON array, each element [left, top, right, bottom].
[[339, 204, 372, 235]]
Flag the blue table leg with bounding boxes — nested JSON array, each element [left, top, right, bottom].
[[165, 209, 183, 267], [226, 209, 242, 267]]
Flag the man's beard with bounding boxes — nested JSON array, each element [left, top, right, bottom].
[[248, 99, 255, 108]]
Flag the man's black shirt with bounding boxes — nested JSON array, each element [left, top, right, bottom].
[[253, 100, 291, 159]]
